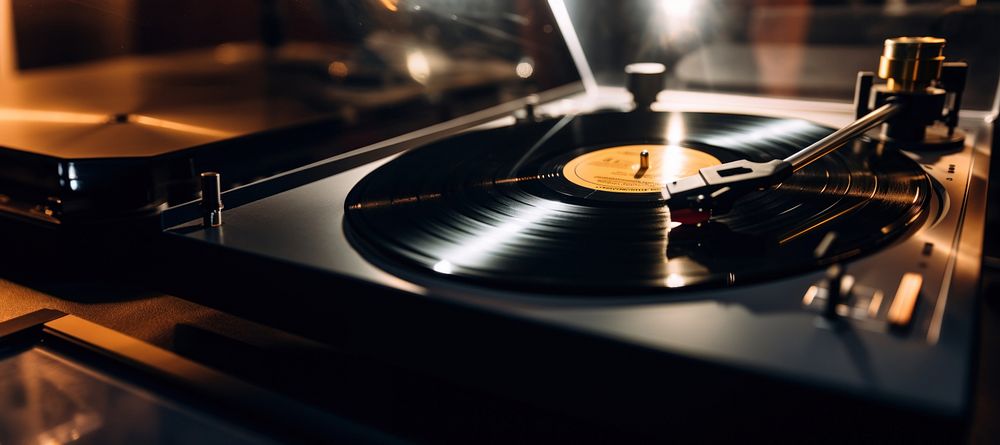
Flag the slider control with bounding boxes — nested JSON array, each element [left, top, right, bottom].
[[888, 273, 922, 328], [809, 232, 855, 321], [823, 263, 855, 319], [200, 172, 223, 228]]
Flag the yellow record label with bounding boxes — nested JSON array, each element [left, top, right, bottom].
[[561, 144, 721, 194]]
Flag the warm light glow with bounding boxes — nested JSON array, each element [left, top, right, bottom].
[[328, 61, 349, 78], [660, 113, 693, 181], [127, 115, 235, 138], [406, 50, 431, 85], [379, 0, 399, 12], [0, 108, 236, 138], [0, 108, 108, 124], [0, 0, 13, 78], [0, 108, 234, 138], [515, 61, 534, 79], [665, 273, 686, 288], [665, 112, 684, 145], [659, 145, 697, 181], [213, 43, 247, 64]]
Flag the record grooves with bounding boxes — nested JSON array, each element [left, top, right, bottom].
[[345, 112, 931, 295]]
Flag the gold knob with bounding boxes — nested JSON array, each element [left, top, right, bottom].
[[877, 36, 946, 92]]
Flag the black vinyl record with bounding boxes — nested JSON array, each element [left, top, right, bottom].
[[344, 112, 931, 294]]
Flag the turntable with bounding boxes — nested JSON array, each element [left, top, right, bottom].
[[159, 33, 993, 442], [1, 1, 998, 443]]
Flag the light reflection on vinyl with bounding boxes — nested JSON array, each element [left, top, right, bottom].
[[344, 112, 931, 295]]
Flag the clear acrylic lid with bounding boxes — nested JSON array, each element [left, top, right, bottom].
[[565, 0, 1000, 110], [0, 0, 581, 221]]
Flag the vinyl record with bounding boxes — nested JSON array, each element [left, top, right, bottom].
[[344, 111, 931, 294]]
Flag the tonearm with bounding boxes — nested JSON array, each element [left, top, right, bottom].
[[664, 36, 968, 213]]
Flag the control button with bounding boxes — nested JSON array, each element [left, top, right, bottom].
[[922, 242, 933, 256], [888, 273, 923, 327], [868, 290, 884, 318]]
